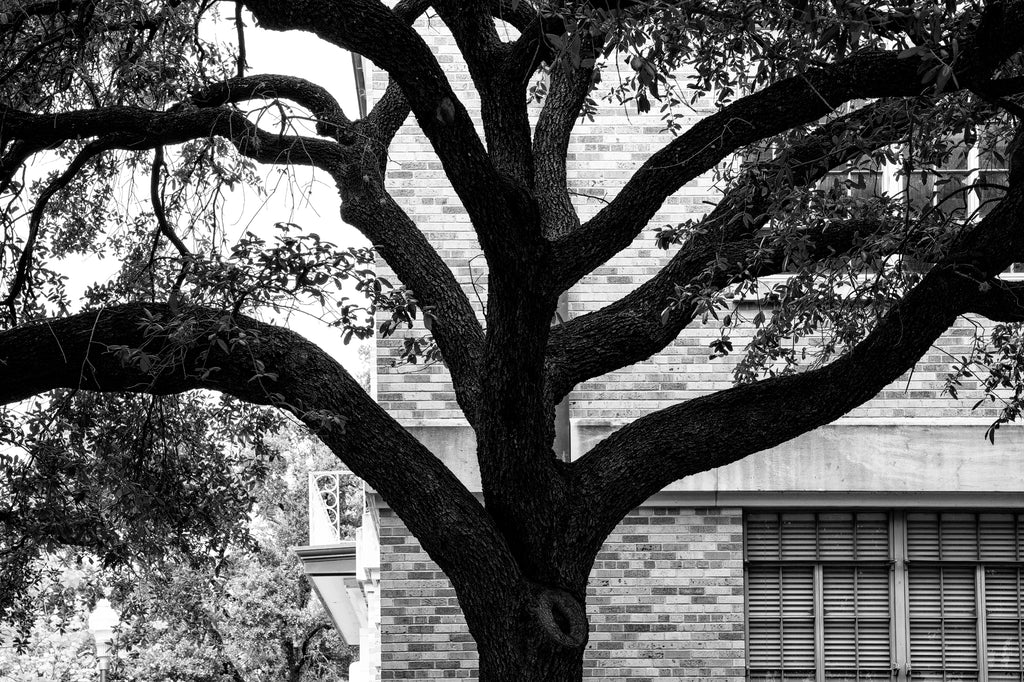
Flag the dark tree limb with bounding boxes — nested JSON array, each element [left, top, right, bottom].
[[149, 146, 190, 260], [0, 104, 347, 170], [241, 0, 516, 246], [564, 174, 1024, 565], [549, 1, 1024, 293], [363, 78, 410, 163], [431, 3, 534, 183], [0, 140, 34, 195], [534, 61, 596, 237]]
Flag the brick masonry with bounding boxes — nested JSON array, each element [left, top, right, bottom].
[[379, 507, 746, 681]]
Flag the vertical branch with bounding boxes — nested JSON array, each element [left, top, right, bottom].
[[149, 146, 192, 309], [234, 0, 247, 79]]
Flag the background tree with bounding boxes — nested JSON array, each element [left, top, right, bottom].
[[2, 1, 1024, 680], [0, 428, 357, 682]]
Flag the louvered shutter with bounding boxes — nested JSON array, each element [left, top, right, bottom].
[[746, 513, 893, 682], [748, 513, 817, 681], [821, 513, 892, 682], [907, 514, 980, 681], [982, 512, 1023, 682], [985, 567, 1023, 682]]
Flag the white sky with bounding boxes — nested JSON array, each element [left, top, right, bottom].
[[52, 11, 371, 377]]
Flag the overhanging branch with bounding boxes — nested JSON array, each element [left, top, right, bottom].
[[0, 303, 517, 605]]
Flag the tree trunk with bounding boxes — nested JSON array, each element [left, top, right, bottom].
[[461, 581, 590, 682]]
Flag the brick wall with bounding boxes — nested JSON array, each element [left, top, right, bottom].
[[378, 506, 746, 681]]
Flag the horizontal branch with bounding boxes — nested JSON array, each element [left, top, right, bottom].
[[0, 104, 346, 170]]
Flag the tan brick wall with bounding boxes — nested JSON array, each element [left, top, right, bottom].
[[378, 507, 746, 681]]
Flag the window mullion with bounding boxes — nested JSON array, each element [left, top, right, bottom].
[[977, 563, 988, 682], [815, 562, 825, 682], [893, 511, 909, 682]]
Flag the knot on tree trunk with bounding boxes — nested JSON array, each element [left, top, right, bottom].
[[529, 587, 587, 649]]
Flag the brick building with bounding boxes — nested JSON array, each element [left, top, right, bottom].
[[310, 16, 1024, 682]]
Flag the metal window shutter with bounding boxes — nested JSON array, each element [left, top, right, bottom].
[[748, 565, 816, 672], [908, 513, 981, 681], [747, 513, 893, 681], [823, 565, 892, 677]]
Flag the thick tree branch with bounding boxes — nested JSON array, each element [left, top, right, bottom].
[[0, 104, 346, 170], [534, 61, 596, 237], [432, 3, 534, 183], [549, 2, 1024, 292], [363, 78, 410, 161], [565, 172, 1024, 563], [337, 180, 486, 419], [0, 303, 517, 613], [545, 98, 917, 400]]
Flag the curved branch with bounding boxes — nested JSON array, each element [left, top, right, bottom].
[[150, 146, 191, 259], [0, 104, 346, 171], [363, 77, 410, 157], [1, 102, 487, 427], [337, 181, 486, 416], [545, 98, 917, 400], [549, 2, 1024, 292], [565, 172, 1024, 560], [0, 141, 35, 195], [0, 303, 517, 607]]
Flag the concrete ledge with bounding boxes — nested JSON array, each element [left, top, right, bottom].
[[401, 419, 1024, 496]]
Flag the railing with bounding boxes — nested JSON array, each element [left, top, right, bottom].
[[308, 470, 347, 545], [304, 470, 382, 681]]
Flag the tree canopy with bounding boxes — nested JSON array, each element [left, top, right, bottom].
[[2, 1, 1024, 680]]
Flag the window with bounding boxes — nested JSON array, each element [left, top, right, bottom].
[[746, 512, 1024, 682], [906, 139, 1009, 220]]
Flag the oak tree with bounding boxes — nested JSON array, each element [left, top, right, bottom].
[[3, 1, 1024, 680]]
